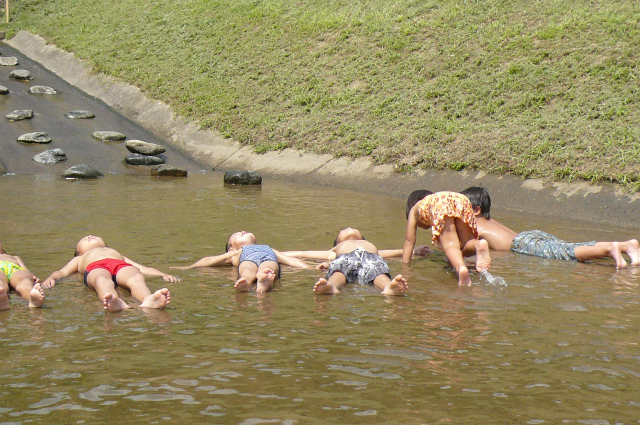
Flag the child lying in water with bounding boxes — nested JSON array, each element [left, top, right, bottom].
[[0, 242, 45, 310], [42, 235, 179, 311], [173, 231, 308, 293]]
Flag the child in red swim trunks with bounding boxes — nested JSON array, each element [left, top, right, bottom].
[[42, 235, 181, 311], [404, 191, 491, 286]]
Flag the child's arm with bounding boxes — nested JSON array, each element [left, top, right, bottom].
[[402, 206, 421, 263], [123, 257, 182, 283], [171, 251, 236, 270], [274, 250, 310, 269], [379, 245, 432, 258], [280, 250, 337, 261], [42, 257, 81, 288]]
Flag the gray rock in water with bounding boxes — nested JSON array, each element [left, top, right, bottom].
[[34, 148, 67, 164], [0, 86, 8, 95], [29, 85, 57, 95], [125, 153, 165, 166], [125, 140, 166, 156], [62, 164, 103, 179], [6, 110, 34, 121], [0, 57, 18, 66], [92, 131, 126, 142], [151, 165, 187, 177], [18, 132, 51, 144], [66, 110, 95, 119], [9, 69, 32, 80], [223, 170, 263, 185]]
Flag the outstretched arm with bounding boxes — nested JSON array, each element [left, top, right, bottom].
[[274, 250, 309, 269], [280, 250, 337, 261], [124, 257, 182, 282], [42, 257, 81, 288], [171, 251, 236, 270], [379, 245, 432, 258]]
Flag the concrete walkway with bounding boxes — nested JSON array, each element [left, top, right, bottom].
[[3, 31, 640, 228]]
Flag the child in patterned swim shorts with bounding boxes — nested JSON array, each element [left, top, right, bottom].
[[0, 242, 45, 310], [284, 227, 430, 295], [404, 191, 491, 286], [460, 186, 640, 268], [173, 231, 308, 293]]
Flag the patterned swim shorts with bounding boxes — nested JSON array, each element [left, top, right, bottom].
[[510, 230, 596, 261], [326, 248, 390, 284]]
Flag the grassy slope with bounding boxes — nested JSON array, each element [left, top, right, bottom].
[[3, 0, 639, 189]]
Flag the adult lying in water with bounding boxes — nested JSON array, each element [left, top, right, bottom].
[[42, 235, 180, 311]]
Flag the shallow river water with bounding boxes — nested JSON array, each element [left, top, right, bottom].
[[1, 173, 640, 425]]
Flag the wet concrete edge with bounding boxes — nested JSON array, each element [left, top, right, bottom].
[[5, 31, 640, 229]]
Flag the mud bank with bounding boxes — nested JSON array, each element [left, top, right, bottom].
[[5, 31, 640, 229]]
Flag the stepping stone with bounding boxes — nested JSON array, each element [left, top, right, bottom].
[[62, 164, 103, 179], [125, 153, 165, 166], [125, 140, 166, 156], [65, 110, 95, 119], [223, 170, 262, 185], [0, 57, 18, 66], [0, 85, 8, 95], [9, 69, 32, 80], [6, 110, 34, 121], [18, 132, 51, 144], [29, 86, 57, 95], [151, 165, 187, 177], [34, 148, 67, 164], [92, 131, 126, 142]]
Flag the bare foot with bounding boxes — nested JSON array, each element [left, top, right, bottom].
[[610, 241, 627, 269], [313, 278, 338, 295], [458, 265, 472, 286], [234, 277, 252, 292], [28, 283, 45, 308], [381, 275, 407, 296], [623, 239, 640, 266], [103, 292, 130, 311], [140, 288, 171, 309], [475, 239, 491, 272], [256, 268, 276, 293], [0, 287, 9, 310]]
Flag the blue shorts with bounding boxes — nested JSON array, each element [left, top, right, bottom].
[[510, 230, 596, 261]]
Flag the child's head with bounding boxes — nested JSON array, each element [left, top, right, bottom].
[[460, 186, 491, 219], [76, 235, 107, 256], [406, 190, 433, 219], [334, 227, 364, 246], [226, 231, 257, 252]]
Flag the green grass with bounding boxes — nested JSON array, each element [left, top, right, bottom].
[[3, 0, 640, 189]]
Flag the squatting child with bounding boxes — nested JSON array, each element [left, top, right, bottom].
[[404, 191, 491, 286], [42, 235, 178, 311], [460, 186, 640, 268], [173, 231, 308, 293], [0, 242, 45, 310]]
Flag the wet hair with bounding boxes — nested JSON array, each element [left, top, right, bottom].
[[406, 190, 433, 219], [460, 186, 491, 219]]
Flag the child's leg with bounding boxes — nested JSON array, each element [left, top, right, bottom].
[[115, 266, 170, 309], [622, 239, 640, 266], [0, 273, 10, 310], [439, 216, 472, 286], [455, 218, 491, 272], [314, 272, 348, 295], [87, 269, 130, 311], [236, 261, 259, 292], [372, 274, 407, 296], [10, 269, 44, 308], [256, 261, 279, 293]]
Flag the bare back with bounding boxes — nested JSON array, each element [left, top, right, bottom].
[[475, 217, 519, 251], [77, 247, 127, 273], [334, 239, 378, 256]]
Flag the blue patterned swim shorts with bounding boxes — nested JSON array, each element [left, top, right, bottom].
[[510, 230, 596, 261]]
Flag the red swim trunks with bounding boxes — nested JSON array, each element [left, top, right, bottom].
[[84, 258, 135, 286]]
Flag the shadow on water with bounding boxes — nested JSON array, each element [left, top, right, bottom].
[[1, 174, 640, 424]]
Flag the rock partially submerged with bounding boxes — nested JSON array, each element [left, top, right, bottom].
[[92, 131, 126, 142], [62, 164, 103, 179], [125, 153, 165, 166], [66, 110, 95, 119], [151, 165, 187, 177], [34, 148, 67, 164], [29, 85, 57, 95], [0, 57, 18, 66], [125, 140, 166, 156], [9, 69, 32, 80], [18, 132, 51, 144], [223, 170, 262, 185], [6, 110, 34, 121], [0, 85, 8, 95]]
